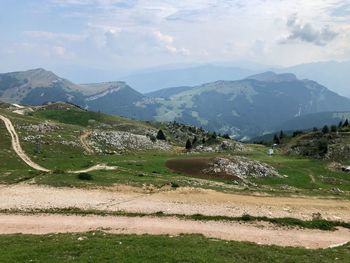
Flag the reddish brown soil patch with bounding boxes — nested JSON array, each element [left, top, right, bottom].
[[166, 158, 240, 180]]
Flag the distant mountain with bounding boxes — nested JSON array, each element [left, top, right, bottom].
[[84, 82, 157, 120], [135, 72, 350, 139], [0, 68, 84, 105], [280, 60, 350, 98], [122, 65, 255, 93], [2, 69, 350, 139], [277, 112, 350, 131], [145, 86, 193, 98]]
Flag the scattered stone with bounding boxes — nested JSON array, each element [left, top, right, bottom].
[[203, 157, 281, 180], [91, 130, 172, 153]]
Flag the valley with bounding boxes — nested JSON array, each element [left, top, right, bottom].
[[1, 100, 350, 261], [3, 1, 350, 261], [1, 73, 350, 262]]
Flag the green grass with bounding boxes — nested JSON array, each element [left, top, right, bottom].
[[241, 145, 350, 196], [1, 233, 350, 262], [2, 107, 350, 198], [34, 107, 153, 131]]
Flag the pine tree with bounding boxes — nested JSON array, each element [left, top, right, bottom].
[[273, 134, 280, 144], [156, 129, 166, 140], [322, 125, 329, 134], [338, 121, 343, 128], [279, 130, 285, 139], [185, 139, 192, 150], [344, 119, 349, 127], [330, 125, 337, 133], [192, 136, 198, 145]]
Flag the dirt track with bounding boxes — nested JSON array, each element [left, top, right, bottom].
[[0, 114, 116, 174], [0, 214, 349, 249], [79, 130, 94, 154], [1, 184, 350, 222], [68, 164, 117, 174], [0, 115, 50, 172]]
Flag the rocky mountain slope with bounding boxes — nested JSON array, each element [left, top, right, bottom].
[[1, 69, 350, 139], [137, 72, 350, 139]]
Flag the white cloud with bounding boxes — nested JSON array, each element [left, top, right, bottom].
[[1, 0, 350, 71], [280, 14, 338, 46]]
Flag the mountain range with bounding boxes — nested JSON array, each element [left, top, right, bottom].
[[1, 68, 350, 139]]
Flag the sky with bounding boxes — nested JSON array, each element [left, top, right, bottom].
[[1, 0, 350, 78]]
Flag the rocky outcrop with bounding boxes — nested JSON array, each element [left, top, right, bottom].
[[203, 157, 281, 180], [91, 130, 172, 154]]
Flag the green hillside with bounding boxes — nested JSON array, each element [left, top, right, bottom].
[[0, 102, 350, 197]]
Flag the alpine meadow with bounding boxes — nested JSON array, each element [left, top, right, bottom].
[[1, 1, 350, 262]]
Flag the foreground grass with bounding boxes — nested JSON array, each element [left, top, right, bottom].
[[1, 232, 350, 262], [2, 208, 349, 231]]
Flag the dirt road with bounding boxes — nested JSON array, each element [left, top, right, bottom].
[[68, 164, 117, 174], [1, 184, 350, 221], [0, 115, 50, 172], [0, 214, 349, 249], [79, 130, 94, 154], [0, 114, 116, 173]]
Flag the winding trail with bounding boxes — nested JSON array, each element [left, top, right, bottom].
[[0, 114, 117, 173], [0, 115, 50, 172], [79, 130, 94, 154], [68, 164, 117, 174]]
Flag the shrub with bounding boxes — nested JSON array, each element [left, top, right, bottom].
[[273, 134, 280, 144], [292, 130, 304, 137], [185, 139, 192, 150], [78, 173, 93, 181], [171, 182, 180, 188], [222, 134, 230, 139], [317, 139, 328, 156], [322, 125, 329, 134], [156, 129, 166, 140]]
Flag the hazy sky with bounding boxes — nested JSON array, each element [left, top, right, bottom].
[[1, 0, 350, 74]]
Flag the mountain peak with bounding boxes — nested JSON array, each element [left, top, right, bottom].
[[246, 71, 298, 82]]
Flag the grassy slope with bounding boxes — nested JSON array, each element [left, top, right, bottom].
[[244, 145, 350, 195], [1, 106, 350, 197], [1, 233, 350, 263], [34, 107, 153, 131]]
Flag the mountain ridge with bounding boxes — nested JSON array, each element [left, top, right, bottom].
[[1, 68, 350, 139]]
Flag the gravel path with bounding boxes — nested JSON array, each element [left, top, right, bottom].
[[0, 214, 349, 249], [0, 114, 50, 172], [79, 130, 94, 154], [1, 184, 350, 222]]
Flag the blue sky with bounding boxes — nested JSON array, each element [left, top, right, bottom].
[[1, 0, 350, 78]]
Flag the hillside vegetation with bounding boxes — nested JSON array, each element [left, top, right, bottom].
[[0, 102, 350, 197]]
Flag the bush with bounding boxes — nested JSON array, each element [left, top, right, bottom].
[[330, 125, 337, 133], [322, 125, 329, 134], [317, 139, 328, 156], [222, 134, 230, 139], [156, 129, 166, 140], [185, 139, 192, 150], [171, 182, 180, 188], [78, 173, 93, 180], [292, 130, 304, 137]]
